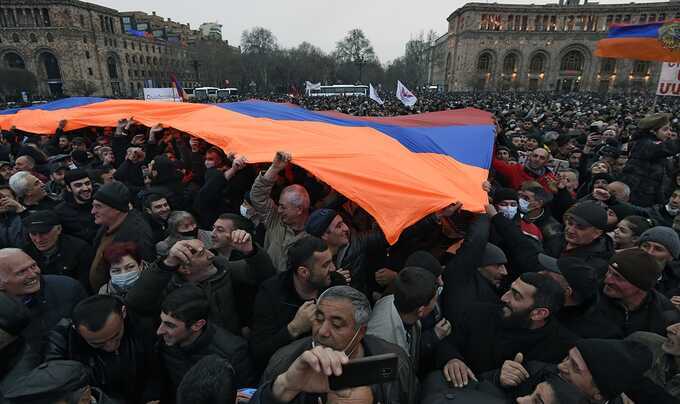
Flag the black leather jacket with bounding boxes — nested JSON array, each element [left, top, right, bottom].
[[44, 314, 161, 403]]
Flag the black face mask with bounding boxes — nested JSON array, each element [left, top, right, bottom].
[[178, 228, 199, 238]]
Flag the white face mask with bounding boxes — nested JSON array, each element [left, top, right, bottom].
[[519, 198, 530, 213], [110, 270, 140, 288], [667, 204, 679, 216], [312, 325, 362, 357], [498, 205, 518, 220], [204, 160, 215, 169], [239, 204, 253, 219]]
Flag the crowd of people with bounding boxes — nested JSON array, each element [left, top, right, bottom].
[[0, 91, 680, 403]]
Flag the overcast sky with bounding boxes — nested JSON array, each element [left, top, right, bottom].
[[94, 0, 661, 63]]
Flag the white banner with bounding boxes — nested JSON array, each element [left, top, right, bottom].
[[369, 83, 384, 105], [305, 81, 321, 91], [143, 88, 181, 102], [657, 63, 680, 97], [396, 80, 417, 107]]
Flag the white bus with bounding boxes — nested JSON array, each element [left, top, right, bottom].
[[217, 88, 239, 98], [308, 85, 368, 97], [183, 88, 195, 100], [194, 87, 219, 101]]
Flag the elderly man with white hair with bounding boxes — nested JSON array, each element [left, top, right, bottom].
[[0, 248, 85, 351], [8, 171, 59, 211]]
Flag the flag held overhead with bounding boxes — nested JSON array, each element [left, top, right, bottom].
[[0, 98, 494, 245]]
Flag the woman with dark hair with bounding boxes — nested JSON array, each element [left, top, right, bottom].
[[99, 241, 147, 298]]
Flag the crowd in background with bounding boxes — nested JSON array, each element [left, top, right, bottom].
[[0, 91, 680, 403]]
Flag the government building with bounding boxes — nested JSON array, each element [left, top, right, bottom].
[[429, 0, 680, 93], [0, 0, 238, 99]]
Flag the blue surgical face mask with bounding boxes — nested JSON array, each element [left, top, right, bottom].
[[498, 205, 518, 220], [519, 198, 530, 213], [111, 270, 140, 288]]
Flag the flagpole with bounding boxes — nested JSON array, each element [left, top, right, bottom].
[[650, 66, 662, 113]]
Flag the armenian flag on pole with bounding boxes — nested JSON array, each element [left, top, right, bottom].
[[170, 74, 187, 102], [595, 19, 680, 62]]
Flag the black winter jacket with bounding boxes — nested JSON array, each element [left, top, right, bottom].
[[125, 245, 275, 335], [21, 275, 87, 355], [558, 235, 614, 280], [442, 216, 496, 317], [23, 234, 93, 291], [160, 323, 255, 389], [44, 315, 160, 403], [249, 270, 346, 368], [575, 290, 675, 338], [621, 133, 680, 207], [436, 303, 578, 375], [54, 194, 99, 244], [194, 167, 255, 229]]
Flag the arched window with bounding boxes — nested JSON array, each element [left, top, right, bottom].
[[529, 54, 546, 73], [560, 50, 584, 71], [39, 52, 63, 95], [4, 52, 25, 69], [107, 56, 118, 79], [40, 52, 61, 80], [503, 53, 518, 75], [477, 53, 492, 73]]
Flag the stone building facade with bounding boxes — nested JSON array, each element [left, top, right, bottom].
[[0, 0, 233, 99], [437, 0, 680, 93]]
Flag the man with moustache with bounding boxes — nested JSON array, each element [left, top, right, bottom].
[[259, 286, 417, 404], [437, 272, 577, 388], [54, 170, 99, 243]]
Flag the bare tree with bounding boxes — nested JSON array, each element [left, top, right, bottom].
[[240, 27, 279, 90], [334, 29, 377, 83]]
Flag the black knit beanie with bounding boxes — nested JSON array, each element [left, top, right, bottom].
[[576, 339, 652, 400], [93, 181, 130, 212]]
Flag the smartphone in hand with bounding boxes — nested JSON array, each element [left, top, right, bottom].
[[328, 353, 398, 391]]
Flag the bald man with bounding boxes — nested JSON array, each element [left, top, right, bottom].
[[607, 181, 631, 203], [0, 248, 85, 350]]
